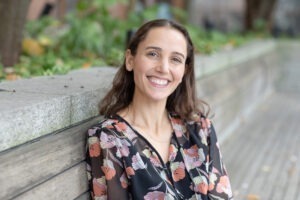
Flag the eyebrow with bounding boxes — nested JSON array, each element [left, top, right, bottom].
[[145, 46, 186, 59]]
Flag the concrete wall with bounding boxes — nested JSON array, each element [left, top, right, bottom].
[[0, 40, 281, 199]]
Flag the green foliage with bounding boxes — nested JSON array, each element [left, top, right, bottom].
[[1, 0, 255, 81], [186, 24, 252, 54], [0, 63, 4, 81]]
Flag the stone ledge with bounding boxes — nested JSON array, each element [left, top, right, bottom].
[[195, 39, 276, 78], [0, 40, 277, 152], [0, 67, 116, 152]]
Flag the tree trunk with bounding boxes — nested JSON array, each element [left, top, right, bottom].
[[171, 0, 187, 9], [259, 0, 277, 30], [244, 0, 277, 31], [0, 0, 31, 67]]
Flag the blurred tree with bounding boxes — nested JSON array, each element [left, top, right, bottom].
[[245, 0, 277, 32], [0, 0, 31, 68]]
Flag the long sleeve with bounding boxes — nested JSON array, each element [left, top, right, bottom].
[[86, 127, 130, 200], [207, 123, 233, 199]]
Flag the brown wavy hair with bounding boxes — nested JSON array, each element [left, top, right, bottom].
[[99, 19, 209, 120]]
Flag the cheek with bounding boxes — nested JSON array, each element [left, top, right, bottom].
[[173, 67, 185, 82]]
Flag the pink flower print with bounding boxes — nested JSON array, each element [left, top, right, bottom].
[[88, 137, 101, 157], [144, 191, 165, 200], [120, 172, 128, 189], [216, 176, 232, 196], [126, 166, 135, 176], [185, 145, 198, 157], [147, 151, 162, 167], [150, 154, 161, 167], [101, 159, 116, 180], [168, 144, 178, 162], [114, 121, 127, 132], [196, 182, 208, 195], [92, 177, 107, 197], [171, 118, 186, 137], [100, 132, 116, 149], [88, 126, 102, 136], [198, 148, 206, 163], [183, 145, 202, 170], [193, 176, 208, 195], [170, 162, 186, 182], [198, 129, 208, 145], [102, 119, 117, 129], [115, 139, 130, 158], [125, 128, 137, 141], [208, 172, 217, 191], [117, 145, 130, 157], [132, 153, 147, 170]]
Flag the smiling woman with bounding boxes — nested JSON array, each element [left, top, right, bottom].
[[125, 26, 186, 103], [86, 19, 233, 200]]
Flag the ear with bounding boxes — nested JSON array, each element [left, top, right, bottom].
[[125, 49, 134, 71]]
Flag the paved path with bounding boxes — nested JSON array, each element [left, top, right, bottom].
[[221, 92, 300, 200]]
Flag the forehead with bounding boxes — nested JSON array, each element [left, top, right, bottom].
[[139, 27, 187, 55]]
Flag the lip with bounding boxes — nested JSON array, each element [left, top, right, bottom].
[[147, 76, 170, 87]]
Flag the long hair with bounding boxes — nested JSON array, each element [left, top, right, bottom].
[[100, 19, 209, 120]]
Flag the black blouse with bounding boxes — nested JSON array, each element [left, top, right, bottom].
[[86, 113, 233, 199]]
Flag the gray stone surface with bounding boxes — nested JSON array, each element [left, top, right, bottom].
[[0, 67, 116, 152], [0, 93, 70, 151], [194, 39, 277, 78], [276, 42, 300, 92], [222, 92, 300, 200]]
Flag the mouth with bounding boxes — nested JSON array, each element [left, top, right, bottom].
[[148, 76, 169, 87]]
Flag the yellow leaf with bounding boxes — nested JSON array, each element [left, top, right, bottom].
[[6, 73, 20, 81], [82, 62, 91, 69], [22, 38, 44, 56], [247, 194, 260, 200], [38, 36, 52, 47]]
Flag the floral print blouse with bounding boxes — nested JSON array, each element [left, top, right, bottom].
[[86, 113, 233, 200]]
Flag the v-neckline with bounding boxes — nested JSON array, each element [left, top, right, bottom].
[[113, 114, 176, 165]]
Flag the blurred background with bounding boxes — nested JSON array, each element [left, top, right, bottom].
[[0, 0, 299, 81], [0, 1, 300, 200]]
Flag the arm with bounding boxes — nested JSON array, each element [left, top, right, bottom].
[[86, 127, 130, 200], [207, 122, 233, 199]]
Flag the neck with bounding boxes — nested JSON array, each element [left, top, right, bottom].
[[120, 95, 169, 135], [129, 98, 168, 132]]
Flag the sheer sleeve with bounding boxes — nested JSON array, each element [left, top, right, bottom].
[[207, 122, 233, 199], [86, 126, 130, 200]]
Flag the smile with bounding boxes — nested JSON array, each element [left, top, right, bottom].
[[148, 77, 169, 86]]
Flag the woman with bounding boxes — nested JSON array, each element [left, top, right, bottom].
[[86, 19, 233, 199]]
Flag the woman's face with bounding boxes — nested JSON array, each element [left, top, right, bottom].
[[126, 27, 187, 103]]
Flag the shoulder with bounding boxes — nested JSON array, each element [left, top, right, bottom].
[[185, 113, 217, 141], [87, 115, 137, 141], [87, 117, 117, 136], [175, 112, 213, 130], [169, 111, 211, 127]]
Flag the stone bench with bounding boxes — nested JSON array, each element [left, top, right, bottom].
[[0, 40, 279, 200]]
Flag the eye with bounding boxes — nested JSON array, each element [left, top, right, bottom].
[[171, 57, 183, 64], [147, 51, 159, 58]]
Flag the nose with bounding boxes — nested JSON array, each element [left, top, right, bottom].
[[156, 57, 169, 73]]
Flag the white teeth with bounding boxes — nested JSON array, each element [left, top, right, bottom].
[[149, 77, 168, 85]]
